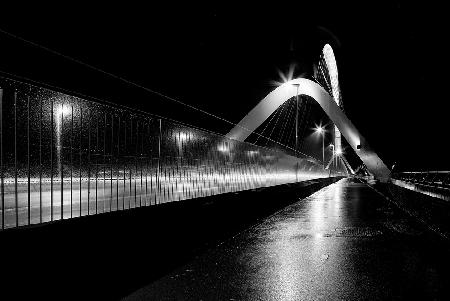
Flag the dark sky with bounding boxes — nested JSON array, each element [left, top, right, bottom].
[[0, 2, 448, 171]]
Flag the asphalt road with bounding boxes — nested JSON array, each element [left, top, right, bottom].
[[125, 178, 450, 300]]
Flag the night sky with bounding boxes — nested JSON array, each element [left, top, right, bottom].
[[0, 2, 448, 171]]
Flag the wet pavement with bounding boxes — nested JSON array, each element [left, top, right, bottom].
[[125, 178, 450, 300]]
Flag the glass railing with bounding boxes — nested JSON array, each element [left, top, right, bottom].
[[0, 76, 329, 230]]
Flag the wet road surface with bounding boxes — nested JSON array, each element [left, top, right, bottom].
[[125, 178, 450, 300]]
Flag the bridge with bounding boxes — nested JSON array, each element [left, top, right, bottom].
[[1, 38, 450, 300]]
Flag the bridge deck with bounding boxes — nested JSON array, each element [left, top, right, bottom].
[[126, 178, 450, 300]]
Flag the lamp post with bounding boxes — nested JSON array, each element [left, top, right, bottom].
[[329, 144, 335, 174], [291, 83, 301, 182], [292, 83, 300, 157], [315, 125, 325, 168], [330, 144, 335, 166], [335, 149, 342, 173]]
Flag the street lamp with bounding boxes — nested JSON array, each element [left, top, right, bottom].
[[315, 125, 326, 168]]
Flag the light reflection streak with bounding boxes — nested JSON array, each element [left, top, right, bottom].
[[254, 181, 346, 299], [0, 169, 329, 228]]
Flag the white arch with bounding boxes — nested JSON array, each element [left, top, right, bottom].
[[225, 78, 391, 182], [322, 44, 343, 157]]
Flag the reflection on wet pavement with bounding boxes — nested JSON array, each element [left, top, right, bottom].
[[126, 178, 450, 300]]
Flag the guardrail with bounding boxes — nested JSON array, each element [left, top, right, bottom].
[[392, 171, 450, 188], [0, 76, 330, 230], [391, 171, 450, 201]]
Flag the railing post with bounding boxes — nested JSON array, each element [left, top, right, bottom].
[[70, 105, 74, 217], [39, 96, 42, 223], [60, 103, 64, 219], [116, 115, 120, 210], [0, 88, 4, 230], [27, 94, 30, 225], [79, 107, 83, 216], [157, 118, 162, 205], [14, 90, 18, 227], [87, 109, 91, 214], [103, 112, 107, 212], [50, 98, 53, 221]]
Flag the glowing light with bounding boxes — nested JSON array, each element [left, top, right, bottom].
[[335, 149, 343, 156], [54, 104, 71, 178], [272, 64, 298, 86], [56, 105, 71, 117], [217, 142, 230, 153], [179, 132, 189, 141], [175, 131, 193, 143], [314, 125, 325, 134], [246, 150, 259, 157]]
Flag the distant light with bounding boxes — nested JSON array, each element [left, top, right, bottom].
[[56, 105, 71, 117], [246, 150, 259, 157], [177, 132, 191, 142], [336, 149, 343, 155], [217, 142, 230, 153], [272, 64, 303, 87]]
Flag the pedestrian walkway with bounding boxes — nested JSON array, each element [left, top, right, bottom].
[[125, 178, 450, 300]]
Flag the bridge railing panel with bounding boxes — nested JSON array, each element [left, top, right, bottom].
[[391, 171, 450, 201], [0, 76, 329, 230]]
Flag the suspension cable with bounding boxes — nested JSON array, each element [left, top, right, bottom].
[[0, 27, 318, 161]]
